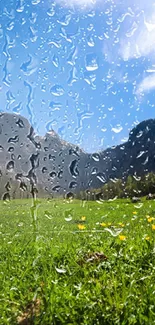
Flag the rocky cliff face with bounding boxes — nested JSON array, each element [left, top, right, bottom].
[[0, 112, 155, 199]]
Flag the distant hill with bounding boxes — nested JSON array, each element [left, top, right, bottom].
[[0, 112, 155, 199]]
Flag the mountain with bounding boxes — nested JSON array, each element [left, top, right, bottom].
[[0, 112, 155, 199]]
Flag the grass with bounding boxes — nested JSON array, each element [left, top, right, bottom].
[[0, 197, 155, 324]]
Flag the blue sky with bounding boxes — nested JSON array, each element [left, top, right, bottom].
[[0, 0, 155, 152]]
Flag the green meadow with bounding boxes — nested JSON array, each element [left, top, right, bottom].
[[0, 198, 155, 324]]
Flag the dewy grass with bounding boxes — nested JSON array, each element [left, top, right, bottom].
[[0, 198, 155, 324]]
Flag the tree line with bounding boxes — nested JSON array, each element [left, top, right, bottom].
[[77, 172, 155, 201]]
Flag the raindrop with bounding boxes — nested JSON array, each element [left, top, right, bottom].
[[2, 192, 10, 201], [136, 151, 145, 158], [7, 21, 14, 31], [55, 267, 66, 274], [6, 161, 14, 172], [52, 185, 61, 192], [91, 167, 97, 175], [42, 167, 47, 173], [65, 216, 72, 222], [12, 102, 23, 114], [29, 26, 38, 43], [20, 182, 27, 191], [29, 12, 37, 24], [44, 210, 53, 220], [85, 53, 98, 71], [58, 171, 63, 179], [16, 118, 25, 128], [15, 173, 23, 181], [50, 85, 64, 96], [97, 172, 106, 183], [49, 101, 62, 111], [20, 55, 38, 76], [111, 126, 123, 133], [0, 27, 3, 38], [142, 156, 149, 165], [92, 153, 100, 162], [47, 7, 55, 17], [5, 182, 11, 191], [69, 160, 79, 178], [136, 130, 143, 138], [49, 171, 57, 178], [49, 155, 55, 161], [58, 14, 71, 26], [87, 35, 95, 47], [104, 227, 123, 237], [52, 55, 59, 68], [32, 0, 41, 5], [16, 0, 25, 12], [69, 181, 77, 189], [66, 192, 74, 199], [30, 153, 39, 169], [101, 127, 107, 132], [8, 135, 19, 143]]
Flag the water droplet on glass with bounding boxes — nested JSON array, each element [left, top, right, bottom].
[[16, 0, 25, 13], [97, 172, 106, 183], [7, 21, 14, 31], [32, 0, 40, 5], [2, 192, 11, 202], [55, 267, 66, 274], [20, 182, 27, 191], [69, 160, 79, 178], [44, 210, 53, 220], [20, 55, 38, 76], [50, 171, 57, 178], [57, 14, 71, 26], [47, 7, 55, 17], [52, 55, 59, 68], [85, 53, 98, 71], [52, 185, 61, 192], [50, 85, 64, 96], [92, 153, 100, 162], [69, 181, 77, 189], [104, 227, 123, 237], [87, 35, 95, 47], [6, 160, 14, 172], [111, 126, 123, 134]]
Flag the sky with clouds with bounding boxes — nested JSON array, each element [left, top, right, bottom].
[[0, 0, 155, 152]]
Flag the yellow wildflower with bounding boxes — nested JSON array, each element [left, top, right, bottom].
[[107, 222, 112, 226], [146, 215, 150, 219], [78, 224, 86, 230], [147, 218, 154, 223], [145, 236, 150, 241], [152, 225, 155, 230], [81, 216, 86, 221], [133, 211, 137, 215], [118, 222, 125, 227], [119, 235, 126, 241], [100, 222, 106, 227]]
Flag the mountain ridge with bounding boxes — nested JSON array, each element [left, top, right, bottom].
[[0, 112, 155, 199]]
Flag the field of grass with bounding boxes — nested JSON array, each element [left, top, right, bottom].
[[1, 197, 155, 324]]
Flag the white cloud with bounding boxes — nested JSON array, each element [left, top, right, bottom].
[[55, 0, 101, 9], [120, 20, 155, 61], [136, 73, 155, 95], [120, 2, 155, 60]]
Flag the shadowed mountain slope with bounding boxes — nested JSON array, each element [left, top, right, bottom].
[[0, 113, 155, 199]]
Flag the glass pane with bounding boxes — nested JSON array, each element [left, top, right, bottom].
[[0, 0, 155, 324]]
